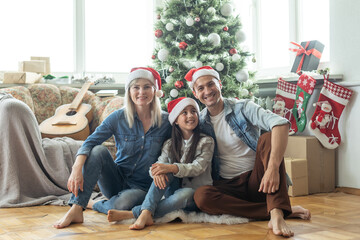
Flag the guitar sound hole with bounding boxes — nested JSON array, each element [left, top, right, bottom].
[[66, 111, 77, 116]]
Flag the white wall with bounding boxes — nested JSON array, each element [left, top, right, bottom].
[[329, 0, 360, 188]]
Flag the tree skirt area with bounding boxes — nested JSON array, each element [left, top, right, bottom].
[[118, 210, 249, 225]]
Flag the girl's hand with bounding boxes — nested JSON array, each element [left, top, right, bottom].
[[151, 163, 178, 176], [67, 165, 84, 197], [153, 174, 169, 189]]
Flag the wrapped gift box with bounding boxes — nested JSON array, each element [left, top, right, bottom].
[[284, 136, 335, 194], [3, 72, 26, 83], [19, 60, 46, 75], [290, 40, 324, 73], [285, 158, 308, 197], [31, 56, 50, 75]]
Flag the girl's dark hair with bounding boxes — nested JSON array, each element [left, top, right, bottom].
[[170, 122, 202, 164]]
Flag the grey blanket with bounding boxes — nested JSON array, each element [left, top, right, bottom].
[[0, 94, 83, 207]]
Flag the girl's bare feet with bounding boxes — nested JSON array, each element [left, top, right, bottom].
[[268, 208, 294, 237], [129, 210, 154, 230], [53, 204, 84, 229], [107, 210, 134, 222], [288, 205, 311, 220]]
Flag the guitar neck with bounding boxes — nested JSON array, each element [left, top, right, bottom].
[[69, 82, 93, 110]]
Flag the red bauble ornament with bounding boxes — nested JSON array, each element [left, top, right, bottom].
[[151, 55, 156, 59], [175, 80, 184, 89], [157, 14, 161, 19], [229, 48, 237, 56], [223, 26, 228, 31], [169, 66, 174, 73], [195, 17, 200, 22], [155, 29, 163, 38], [179, 41, 188, 50]]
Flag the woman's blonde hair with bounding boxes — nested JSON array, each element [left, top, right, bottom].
[[124, 79, 162, 128]]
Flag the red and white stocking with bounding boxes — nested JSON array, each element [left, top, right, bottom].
[[308, 79, 353, 149], [273, 78, 298, 135]]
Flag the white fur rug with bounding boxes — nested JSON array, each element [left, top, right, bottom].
[[117, 210, 249, 225]]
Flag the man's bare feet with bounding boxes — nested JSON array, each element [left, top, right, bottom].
[[268, 208, 294, 237], [107, 210, 134, 222], [129, 210, 154, 230], [53, 204, 84, 229], [288, 205, 311, 220]]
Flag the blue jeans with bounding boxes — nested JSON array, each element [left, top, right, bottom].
[[68, 145, 147, 212], [132, 174, 198, 219]]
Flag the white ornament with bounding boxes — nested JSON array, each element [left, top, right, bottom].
[[231, 53, 241, 61], [235, 69, 249, 82], [165, 98, 171, 105], [165, 23, 174, 31], [207, 7, 216, 15], [194, 61, 203, 68], [158, 48, 169, 62], [235, 30, 246, 43], [170, 89, 179, 98], [186, 17, 194, 26], [165, 76, 173, 83], [215, 62, 224, 71], [240, 88, 249, 96], [208, 33, 221, 46], [183, 61, 192, 69], [220, 3, 233, 17]]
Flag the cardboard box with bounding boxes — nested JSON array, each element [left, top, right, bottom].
[[284, 136, 335, 194], [31, 56, 50, 75], [3, 72, 26, 83], [19, 60, 46, 75], [285, 158, 308, 196], [290, 40, 324, 73]]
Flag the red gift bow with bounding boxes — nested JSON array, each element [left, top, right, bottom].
[[289, 41, 322, 73]]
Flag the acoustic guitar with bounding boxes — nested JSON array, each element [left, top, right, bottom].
[[39, 82, 95, 140]]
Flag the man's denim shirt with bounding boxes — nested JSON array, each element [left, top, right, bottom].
[[199, 98, 289, 180], [77, 108, 171, 191]]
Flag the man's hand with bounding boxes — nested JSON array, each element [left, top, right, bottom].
[[151, 163, 178, 176], [259, 166, 280, 194], [153, 174, 169, 189]]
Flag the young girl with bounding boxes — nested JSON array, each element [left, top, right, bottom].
[[107, 97, 214, 230]]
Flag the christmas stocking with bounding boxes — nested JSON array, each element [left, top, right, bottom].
[[308, 79, 353, 149], [273, 78, 298, 135], [292, 73, 316, 132]]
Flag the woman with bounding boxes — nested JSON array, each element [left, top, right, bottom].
[[53, 67, 171, 228]]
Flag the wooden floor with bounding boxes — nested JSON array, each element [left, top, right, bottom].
[[1, 191, 360, 240]]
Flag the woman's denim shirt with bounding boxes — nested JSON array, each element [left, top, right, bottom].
[[77, 108, 171, 191], [199, 98, 289, 180]]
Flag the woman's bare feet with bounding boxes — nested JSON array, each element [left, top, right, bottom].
[[288, 205, 311, 220], [268, 208, 294, 237], [53, 204, 84, 229], [107, 210, 134, 222], [129, 210, 154, 230]]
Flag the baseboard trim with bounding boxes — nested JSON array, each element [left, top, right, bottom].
[[335, 187, 360, 196]]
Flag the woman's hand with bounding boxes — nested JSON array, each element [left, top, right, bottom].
[[151, 163, 178, 176], [153, 174, 169, 189], [67, 155, 86, 197]]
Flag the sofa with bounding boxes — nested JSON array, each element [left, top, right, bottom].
[[0, 83, 124, 158]]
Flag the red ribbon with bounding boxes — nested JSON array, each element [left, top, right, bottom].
[[289, 41, 322, 73]]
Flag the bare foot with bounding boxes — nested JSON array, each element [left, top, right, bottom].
[[53, 204, 84, 229], [288, 205, 311, 220], [268, 208, 294, 237], [107, 210, 134, 222], [129, 210, 154, 230]]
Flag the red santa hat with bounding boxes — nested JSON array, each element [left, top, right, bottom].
[[167, 97, 200, 125], [126, 67, 163, 97], [184, 66, 220, 89]]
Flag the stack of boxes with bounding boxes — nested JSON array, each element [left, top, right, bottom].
[[284, 136, 336, 197]]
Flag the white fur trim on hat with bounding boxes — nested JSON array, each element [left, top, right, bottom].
[[126, 69, 156, 90], [189, 69, 220, 89], [168, 98, 200, 125]]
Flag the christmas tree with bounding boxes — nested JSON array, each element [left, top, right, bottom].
[[151, 0, 259, 110]]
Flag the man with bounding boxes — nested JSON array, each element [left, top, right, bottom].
[[185, 66, 311, 237]]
